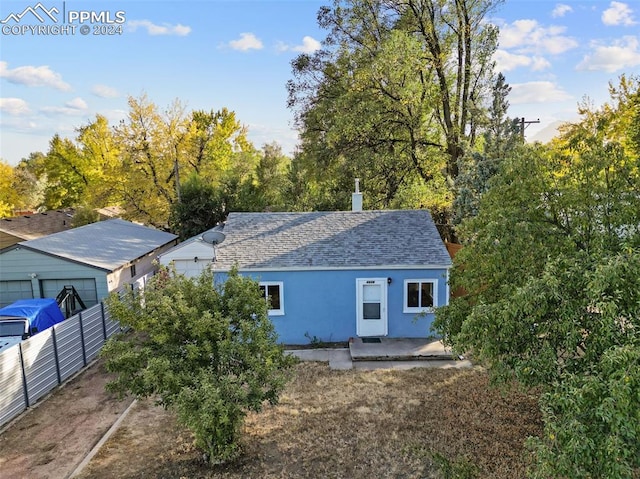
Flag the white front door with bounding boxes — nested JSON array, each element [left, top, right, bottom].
[[356, 278, 388, 337]]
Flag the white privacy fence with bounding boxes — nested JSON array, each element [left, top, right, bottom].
[[0, 302, 121, 429]]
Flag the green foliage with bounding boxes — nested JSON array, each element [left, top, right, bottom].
[[71, 206, 100, 227], [453, 73, 521, 224], [529, 345, 640, 479], [4, 95, 296, 229], [434, 75, 640, 476], [0, 160, 21, 217], [102, 267, 295, 463], [288, 0, 502, 238], [169, 173, 225, 240]]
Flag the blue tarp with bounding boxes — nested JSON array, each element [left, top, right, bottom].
[[0, 298, 65, 335]]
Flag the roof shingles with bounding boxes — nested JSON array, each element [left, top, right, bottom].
[[214, 211, 451, 270]]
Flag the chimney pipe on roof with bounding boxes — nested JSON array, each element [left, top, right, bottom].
[[352, 178, 363, 212]]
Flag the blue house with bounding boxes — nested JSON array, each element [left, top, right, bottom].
[[208, 208, 452, 345]]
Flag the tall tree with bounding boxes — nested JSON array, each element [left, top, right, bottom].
[[435, 75, 640, 476], [453, 72, 521, 223], [40, 135, 87, 209], [288, 0, 501, 236], [115, 97, 258, 228], [12, 153, 46, 212], [115, 95, 190, 228], [0, 160, 21, 217], [168, 173, 226, 240], [76, 114, 123, 210]]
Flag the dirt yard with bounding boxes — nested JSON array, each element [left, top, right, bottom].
[[68, 363, 543, 479], [0, 359, 132, 479]]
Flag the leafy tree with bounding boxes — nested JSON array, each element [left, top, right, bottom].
[[8, 95, 289, 229], [434, 75, 640, 476], [169, 173, 226, 240], [114, 95, 190, 227], [75, 114, 123, 210], [12, 153, 46, 211], [71, 205, 100, 227], [40, 134, 87, 209], [102, 267, 295, 463], [0, 160, 22, 217], [288, 0, 502, 236], [114, 96, 259, 228], [453, 73, 521, 223], [238, 143, 292, 212]]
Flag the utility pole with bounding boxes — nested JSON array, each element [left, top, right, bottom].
[[520, 117, 541, 140]]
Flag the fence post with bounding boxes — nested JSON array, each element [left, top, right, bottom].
[[100, 302, 108, 340], [51, 327, 62, 385], [78, 311, 87, 366], [18, 343, 30, 408]]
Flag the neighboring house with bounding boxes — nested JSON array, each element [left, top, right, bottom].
[[0, 209, 75, 249], [161, 207, 451, 345], [0, 219, 178, 307]]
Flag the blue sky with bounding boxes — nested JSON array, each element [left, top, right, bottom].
[[1, 0, 638, 166]]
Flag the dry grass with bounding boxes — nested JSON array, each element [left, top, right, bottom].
[[76, 362, 542, 479]]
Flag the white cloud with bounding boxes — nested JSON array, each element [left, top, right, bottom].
[[493, 50, 551, 72], [510, 81, 573, 104], [0, 61, 71, 91], [277, 36, 321, 54], [552, 4, 573, 18], [228, 33, 263, 51], [577, 36, 640, 72], [602, 1, 637, 26], [498, 19, 578, 55], [127, 20, 191, 36], [531, 57, 552, 70], [91, 84, 119, 98], [41, 97, 89, 116], [0, 98, 30, 115], [66, 97, 88, 110]]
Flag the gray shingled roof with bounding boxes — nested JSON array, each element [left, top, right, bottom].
[[15, 219, 177, 271], [213, 211, 451, 271]]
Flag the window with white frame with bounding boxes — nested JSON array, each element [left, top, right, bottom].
[[259, 281, 284, 316], [403, 279, 437, 313]]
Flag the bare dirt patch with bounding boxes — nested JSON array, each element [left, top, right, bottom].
[[0, 359, 132, 479], [75, 363, 542, 479]]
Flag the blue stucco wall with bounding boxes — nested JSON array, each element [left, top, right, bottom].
[[215, 268, 449, 345]]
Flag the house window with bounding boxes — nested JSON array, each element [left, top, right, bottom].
[[130, 264, 136, 278], [259, 282, 284, 316], [404, 280, 437, 313]]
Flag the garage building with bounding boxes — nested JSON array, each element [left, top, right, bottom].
[[0, 219, 178, 307]]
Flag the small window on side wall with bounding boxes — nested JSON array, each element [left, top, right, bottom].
[[130, 264, 136, 278], [404, 279, 436, 313], [259, 282, 284, 316]]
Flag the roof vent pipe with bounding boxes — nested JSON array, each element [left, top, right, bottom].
[[352, 178, 363, 212]]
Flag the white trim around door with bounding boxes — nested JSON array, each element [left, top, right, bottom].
[[356, 278, 388, 337]]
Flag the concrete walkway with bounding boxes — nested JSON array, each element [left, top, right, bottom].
[[287, 338, 472, 370]]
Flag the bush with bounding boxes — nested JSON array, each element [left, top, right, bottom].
[[102, 266, 295, 463]]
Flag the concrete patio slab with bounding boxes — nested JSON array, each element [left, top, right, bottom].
[[286, 339, 471, 371], [286, 348, 354, 370], [354, 359, 473, 370], [349, 337, 455, 361]]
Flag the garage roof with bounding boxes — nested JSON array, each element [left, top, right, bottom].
[[11, 219, 177, 271]]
